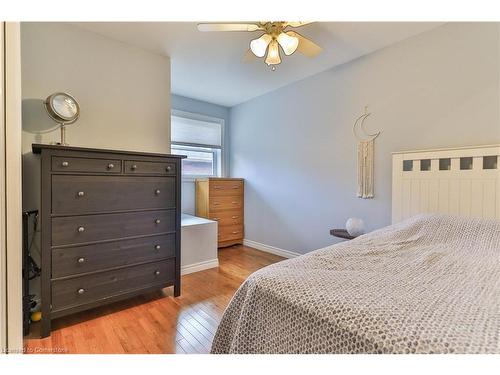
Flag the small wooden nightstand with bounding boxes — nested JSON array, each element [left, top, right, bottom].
[[329, 229, 358, 240]]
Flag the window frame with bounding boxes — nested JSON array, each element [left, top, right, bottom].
[[170, 143, 220, 178], [171, 109, 225, 181]]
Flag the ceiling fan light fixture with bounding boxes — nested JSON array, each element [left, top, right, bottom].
[[196, 21, 322, 70], [265, 40, 281, 66], [250, 34, 272, 58], [277, 32, 299, 55]]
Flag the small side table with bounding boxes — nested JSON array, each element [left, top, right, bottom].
[[329, 229, 358, 240]]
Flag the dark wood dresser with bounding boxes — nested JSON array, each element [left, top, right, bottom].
[[29, 144, 185, 337]]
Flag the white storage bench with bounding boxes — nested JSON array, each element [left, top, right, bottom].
[[181, 214, 219, 275]]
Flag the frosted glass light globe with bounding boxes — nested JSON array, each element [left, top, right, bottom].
[[277, 32, 299, 55], [250, 34, 272, 57], [346, 218, 365, 237]]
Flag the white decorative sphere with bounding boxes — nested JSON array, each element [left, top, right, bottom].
[[346, 218, 365, 237]]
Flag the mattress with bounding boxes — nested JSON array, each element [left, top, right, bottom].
[[211, 214, 500, 354]]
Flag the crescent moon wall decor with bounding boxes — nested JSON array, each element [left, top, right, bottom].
[[353, 106, 381, 199]]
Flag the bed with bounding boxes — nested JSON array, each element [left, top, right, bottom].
[[211, 145, 500, 354]]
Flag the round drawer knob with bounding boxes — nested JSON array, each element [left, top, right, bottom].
[[77, 226, 85, 233], [77, 257, 85, 264], [154, 270, 160, 275], [155, 245, 161, 250], [61, 161, 69, 167], [77, 288, 85, 295], [155, 189, 161, 195], [107, 163, 115, 169], [166, 166, 172, 172], [131, 164, 137, 170], [155, 219, 161, 224], [77, 191, 85, 197]]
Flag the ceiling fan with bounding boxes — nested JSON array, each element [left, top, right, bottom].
[[197, 21, 322, 71]]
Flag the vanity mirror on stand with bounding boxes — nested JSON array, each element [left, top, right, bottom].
[[43, 92, 80, 146]]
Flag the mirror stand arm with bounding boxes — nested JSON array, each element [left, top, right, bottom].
[[59, 124, 68, 146]]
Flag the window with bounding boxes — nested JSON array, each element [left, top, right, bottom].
[[403, 160, 413, 171], [460, 157, 473, 170], [420, 159, 431, 171], [439, 158, 451, 170], [171, 111, 224, 178]]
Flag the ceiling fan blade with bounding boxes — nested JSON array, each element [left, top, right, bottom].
[[197, 23, 262, 32], [286, 21, 314, 28], [287, 31, 322, 57], [242, 49, 258, 63]]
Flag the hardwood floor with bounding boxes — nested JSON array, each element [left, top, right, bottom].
[[24, 245, 284, 354]]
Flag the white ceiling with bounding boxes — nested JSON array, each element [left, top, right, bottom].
[[73, 22, 443, 107]]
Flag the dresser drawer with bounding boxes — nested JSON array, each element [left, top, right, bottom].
[[51, 259, 175, 312], [209, 180, 243, 197], [52, 175, 175, 215], [52, 210, 175, 246], [124, 160, 176, 175], [52, 156, 121, 173], [209, 195, 243, 212], [52, 234, 176, 278], [209, 209, 243, 226], [218, 224, 243, 242]]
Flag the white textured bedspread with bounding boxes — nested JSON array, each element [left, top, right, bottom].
[[211, 214, 500, 354]]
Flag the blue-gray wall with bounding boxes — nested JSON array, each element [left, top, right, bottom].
[[171, 94, 230, 214], [172, 94, 230, 124], [229, 23, 500, 254]]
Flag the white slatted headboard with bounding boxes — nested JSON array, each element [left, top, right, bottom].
[[392, 144, 500, 223]]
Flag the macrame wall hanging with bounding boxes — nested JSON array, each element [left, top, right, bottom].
[[353, 106, 381, 199]]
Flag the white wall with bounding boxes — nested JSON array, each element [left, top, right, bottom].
[[230, 22, 500, 254], [21, 22, 171, 154]]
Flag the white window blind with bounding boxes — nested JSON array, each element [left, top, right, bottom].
[[171, 112, 225, 178], [171, 115, 222, 147]]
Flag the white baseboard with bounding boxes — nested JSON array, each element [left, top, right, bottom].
[[243, 239, 301, 259], [181, 258, 219, 275]]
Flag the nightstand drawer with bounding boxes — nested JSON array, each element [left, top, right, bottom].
[[209, 196, 243, 211], [218, 224, 243, 242], [209, 180, 243, 197], [209, 210, 243, 226]]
